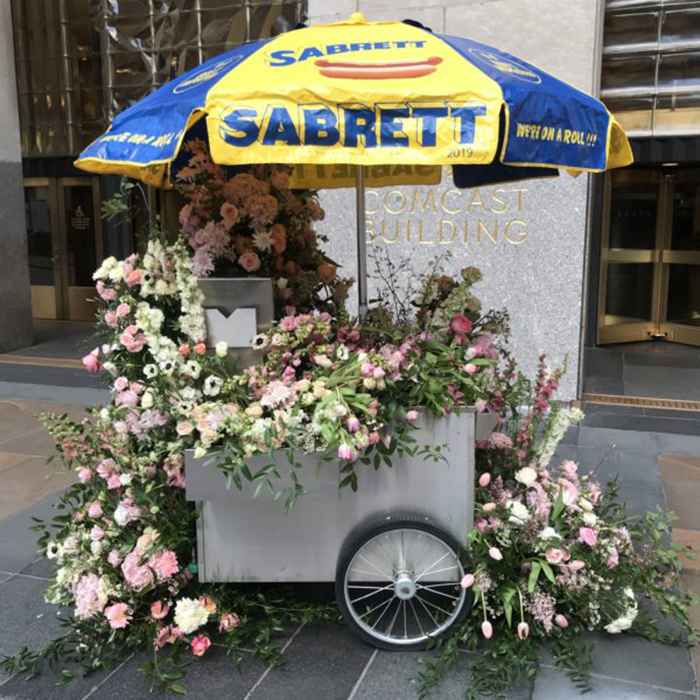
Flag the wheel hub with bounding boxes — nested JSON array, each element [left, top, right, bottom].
[[394, 571, 416, 600]]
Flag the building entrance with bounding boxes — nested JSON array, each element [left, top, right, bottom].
[[24, 177, 102, 321], [597, 168, 700, 347]]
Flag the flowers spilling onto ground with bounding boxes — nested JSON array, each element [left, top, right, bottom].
[[416, 365, 696, 698], [175, 139, 352, 314]]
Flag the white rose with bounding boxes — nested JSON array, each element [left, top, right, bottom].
[[582, 512, 597, 527], [507, 500, 529, 525], [119, 474, 133, 486], [538, 527, 561, 541], [90, 540, 103, 555], [515, 467, 538, 486], [215, 341, 228, 358], [141, 391, 154, 409]]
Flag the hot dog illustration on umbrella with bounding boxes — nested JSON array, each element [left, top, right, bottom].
[[315, 56, 442, 79]]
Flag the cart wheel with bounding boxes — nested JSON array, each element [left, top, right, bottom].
[[336, 513, 471, 651]]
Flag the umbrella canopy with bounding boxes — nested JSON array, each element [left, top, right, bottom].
[[75, 12, 632, 189]]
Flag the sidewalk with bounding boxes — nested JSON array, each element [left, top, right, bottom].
[[0, 394, 697, 699]]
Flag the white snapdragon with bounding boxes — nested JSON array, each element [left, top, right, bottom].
[[536, 408, 585, 467]]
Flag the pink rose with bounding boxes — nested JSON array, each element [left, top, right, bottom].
[[578, 527, 598, 547], [219, 612, 240, 632], [238, 250, 261, 273], [87, 501, 103, 519], [545, 548, 567, 565], [191, 635, 211, 657], [116, 303, 130, 318], [450, 314, 473, 336], [82, 348, 102, 374], [114, 377, 129, 392], [104, 602, 131, 629]]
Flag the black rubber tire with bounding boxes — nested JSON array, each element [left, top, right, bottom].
[[335, 512, 472, 651]]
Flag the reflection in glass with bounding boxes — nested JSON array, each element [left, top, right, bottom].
[[667, 264, 700, 326], [604, 263, 654, 324], [609, 185, 658, 249], [63, 186, 96, 287], [24, 187, 54, 286], [602, 97, 653, 133], [671, 185, 700, 251], [658, 52, 700, 90], [601, 55, 656, 92], [655, 94, 700, 135], [604, 11, 658, 50], [661, 9, 700, 46]]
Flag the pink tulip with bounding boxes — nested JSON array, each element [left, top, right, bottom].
[[555, 614, 569, 629], [517, 622, 530, 640], [478, 472, 491, 487], [338, 444, 355, 461], [483, 503, 497, 512], [568, 560, 586, 572], [488, 547, 503, 561], [460, 574, 475, 589], [481, 620, 493, 639]]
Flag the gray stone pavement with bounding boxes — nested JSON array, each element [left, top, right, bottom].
[[0, 415, 697, 699]]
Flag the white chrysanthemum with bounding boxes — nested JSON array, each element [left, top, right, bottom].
[[252, 230, 273, 252], [174, 597, 210, 634], [93, 256, 118, 280]]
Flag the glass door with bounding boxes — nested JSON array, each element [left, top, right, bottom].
[[24, 177, 102, 321], [597, 170, 664, 344], [658, 174, 700, 345]]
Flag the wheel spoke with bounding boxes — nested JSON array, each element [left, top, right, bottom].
[[415, 591, 454, 617], [414, 550, 451, 582], [357, 553, 391, 579], [414, 593, 440, 629], [348, 584, 390, 590], [370, 597, 396, 630], [416, 584, 460, 601], [350, 583, 394, 604], [403, 599, 408, 639], [416, 564, 460, 579], [409, 599, 426, 637], [363, 594, 397, 619], [386, 596, 402, 635], [349, 567, 392, 580]]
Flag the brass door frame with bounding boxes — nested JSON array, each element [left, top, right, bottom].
[[657, 170, 700, 345], [24, 176, 102, 321], [597, 169, 700, 346], [597, 169, 666, 344]]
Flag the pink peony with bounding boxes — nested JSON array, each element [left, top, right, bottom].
[[74, 573, 104, 619], [481, 620, 493, 639], [191, 635, 211, 657], [450, 314, 473, 336], [578, 527, 598, 547], [104, 602, 131, 629], [82, 348, 102, 373], [151, 601, 171, 620], [219, 612, 240, 632]]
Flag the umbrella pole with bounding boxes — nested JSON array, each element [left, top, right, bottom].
[[355, 165, 368, 319]]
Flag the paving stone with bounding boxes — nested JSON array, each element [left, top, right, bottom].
[[0, 576, 66, 657], [0, 662, 114, 700], [0, 494, 61, 574], [582, 413, 700, 437], [585, 633, 695, 694], [18, 557, 54, 580], [574, 447, 663, 495], [624, 365, 700, 402], [352, 649, 532, 700], [249, 622, 374, 700], [532, 665, 695, 700], [92, 646, 269, 700]]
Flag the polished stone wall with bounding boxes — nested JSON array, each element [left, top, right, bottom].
[[306, 0, 603, 400], [0, 1, 32, 352]]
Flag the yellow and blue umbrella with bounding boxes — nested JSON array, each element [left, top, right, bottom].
[[75, 12, 633, 310]]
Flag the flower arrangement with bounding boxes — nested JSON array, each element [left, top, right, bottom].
[[3, 237, 694, 696], [175, 139, 352, 314]]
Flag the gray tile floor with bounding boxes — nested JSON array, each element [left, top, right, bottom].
[[0, 422, 697, 699]]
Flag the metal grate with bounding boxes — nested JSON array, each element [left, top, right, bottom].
[[583, 392, 700, 411]]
